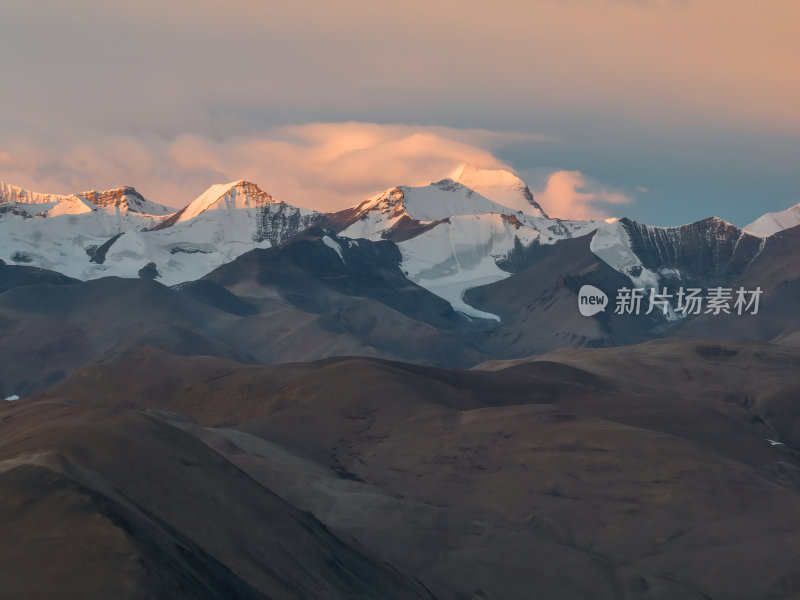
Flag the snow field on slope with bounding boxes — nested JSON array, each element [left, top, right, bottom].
[[177, 180, 246, 222], [745, 204, 800, 237], [399, 181, 517, 222], [588, 220, 660, 289], [398, 214, 542, 320], [449, 165, 546, 218]]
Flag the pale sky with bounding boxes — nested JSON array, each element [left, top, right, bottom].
[[1, 0, 798, 225]]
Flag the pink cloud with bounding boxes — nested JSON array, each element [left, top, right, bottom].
[[0, 123, 548, 211], [535, 170, 632, 220]]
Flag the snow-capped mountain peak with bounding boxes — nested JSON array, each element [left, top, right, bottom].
[[0, 181, 76, 206], [744, 203, 800, 237], [5, 169, 774, 326], [0, 177, 319, 285], [78, 186, 173, 216], [353, 186, 406, 218], [173, 179, 273, 223], [338, 178, 525, 241], [401, 178, 517, 221], [0, 181, 173, 219], [46, 195, 95, 217], [448, 164, 548, 219]]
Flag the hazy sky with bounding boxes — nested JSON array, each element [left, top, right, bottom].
[[1, 0, 798, 225]]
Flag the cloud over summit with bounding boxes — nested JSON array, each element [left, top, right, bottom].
[[0, 122, 627, 220]]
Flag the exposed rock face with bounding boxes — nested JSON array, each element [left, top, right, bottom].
[[138, 261, 160, 280], [88, 233, 124, 264], [621, 217, 766, 285], [253, 200, 319, 244]]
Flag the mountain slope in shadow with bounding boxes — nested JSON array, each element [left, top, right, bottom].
[[0, 398, 434, 600]]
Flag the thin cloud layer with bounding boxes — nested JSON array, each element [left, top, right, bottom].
[[4, 0, 798, 135], [0, 123, 555, 212]]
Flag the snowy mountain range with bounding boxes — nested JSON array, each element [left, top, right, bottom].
[[0, 179, 317, 283], [0, 167, 795, 321]]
